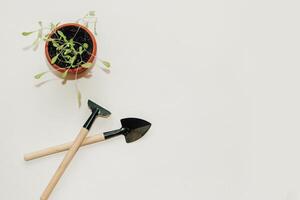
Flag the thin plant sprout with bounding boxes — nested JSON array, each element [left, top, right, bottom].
[[22, 11, 111, 107]]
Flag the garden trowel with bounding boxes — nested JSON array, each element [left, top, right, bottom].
[[40, 99, 110, 200], [25, 118, 151, 161]]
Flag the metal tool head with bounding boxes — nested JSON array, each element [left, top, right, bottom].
[[121, 118, 151, 143], [88, 99, 111, 117], [103, 118, 151, 143]]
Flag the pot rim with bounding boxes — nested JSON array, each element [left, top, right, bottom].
[[45, 23, 97, 75]]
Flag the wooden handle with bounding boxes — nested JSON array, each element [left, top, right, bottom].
[[24, 134, 105, 161], [40, 127, 89, 200]]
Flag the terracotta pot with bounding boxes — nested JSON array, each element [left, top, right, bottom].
[[45, 23, 97, 79]]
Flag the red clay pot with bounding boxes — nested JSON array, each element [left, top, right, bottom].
[[45, 23, 97, 79]]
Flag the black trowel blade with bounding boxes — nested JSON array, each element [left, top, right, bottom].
[[121, 118, 151, 143]]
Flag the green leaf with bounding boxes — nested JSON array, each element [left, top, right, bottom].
[[57, 45, 64, 50], [101, 67, 110, 74], [52, 40, 59, 47], [57, 30, 67, 42], [51, 54, 59, 64], [69, 38, 74, 45], [83, 43, 88, 49], [57, 30, 65, 37], [34, 71, 48, 79], [101, 60, 111, 68], [64, 49, 72, 55], [61, 70, 68, 79], [22, 31, 34, 36], [82, 62, 93, 68]]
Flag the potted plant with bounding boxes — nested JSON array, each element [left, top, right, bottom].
[[22, 11, 111, 107]]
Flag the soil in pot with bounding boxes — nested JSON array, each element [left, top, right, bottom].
[[47, 24, 95, 70]]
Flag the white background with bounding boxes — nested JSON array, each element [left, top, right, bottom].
[[0, 0, 300, 199]]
